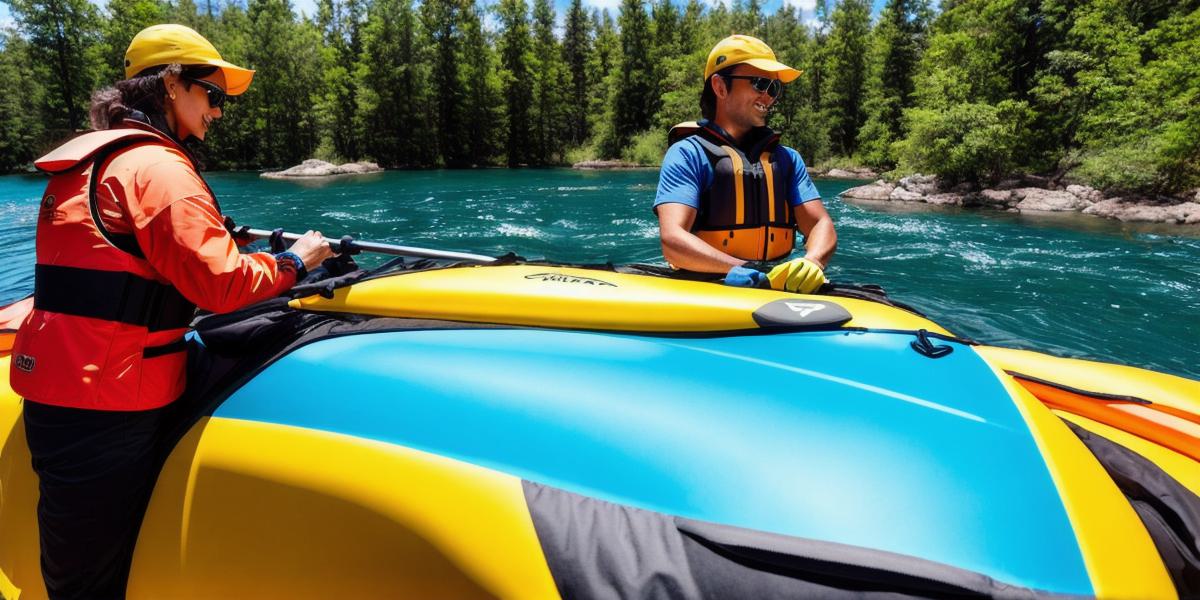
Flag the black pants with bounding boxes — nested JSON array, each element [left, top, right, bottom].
[[22, 400, 173, 600]]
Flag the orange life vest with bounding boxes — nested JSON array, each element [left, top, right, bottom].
[[670, 121, 796, 262], [11, 123, 208, 410]]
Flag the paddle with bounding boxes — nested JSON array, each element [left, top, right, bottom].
[[238, 228, 497, 264]]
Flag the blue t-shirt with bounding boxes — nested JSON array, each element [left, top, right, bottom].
[[653, 139, 821, 212]]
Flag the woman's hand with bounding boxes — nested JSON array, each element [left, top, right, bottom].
[[288, 230, 335, 270]]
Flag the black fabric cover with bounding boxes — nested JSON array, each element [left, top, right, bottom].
[[1066, 421, 1200, 596], [522, 480, 1053, 599]]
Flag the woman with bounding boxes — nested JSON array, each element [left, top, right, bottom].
[[9, 24, 332, 599]]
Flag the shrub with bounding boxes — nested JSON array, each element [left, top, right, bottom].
[[894, 100, 1033, 185]]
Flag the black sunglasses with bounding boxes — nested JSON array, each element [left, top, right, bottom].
[[721, 75, 782, 99], [184, 77, 228, 109]]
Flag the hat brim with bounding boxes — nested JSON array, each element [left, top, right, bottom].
[[741, 58, 802, 83], [203, 59, 255, 95]]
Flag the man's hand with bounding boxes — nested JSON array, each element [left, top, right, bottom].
[[767, 257, 827, 294], [723, 265, 768, 288]]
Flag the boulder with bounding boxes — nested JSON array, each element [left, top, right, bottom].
[[977, 189, 1015, 208], [925, 193, 964, 206], [1066, 184, 1104, 204], [889, 187, 926, 202], [262, 159, 383, 178], [899, 174, 939, 195], [572, 160, 645, 169], [1083, 198, 1200, 223], [840, 181, 895, 201], [1013, 188, 1090, 212]]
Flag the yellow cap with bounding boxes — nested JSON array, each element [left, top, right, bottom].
[[704, 34, 801, 83], [125, 24, 254, 95]]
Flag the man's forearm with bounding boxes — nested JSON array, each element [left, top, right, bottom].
[[801, 216, 837, 269], [661, 229, 745, 274]]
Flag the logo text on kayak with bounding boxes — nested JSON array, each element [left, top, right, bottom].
[[525, 273, 617, 287], [784, 302, 826, 318]]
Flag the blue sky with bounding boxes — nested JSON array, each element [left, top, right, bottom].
[[1, 0, 889, 35]]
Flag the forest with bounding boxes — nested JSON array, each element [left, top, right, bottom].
[[0, 0, 1196, 195]]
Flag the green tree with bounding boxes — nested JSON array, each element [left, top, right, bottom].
[[101, 0, 169, 83], [459, 1, 503, 166], [421, 0, 469, 166], [530, 0, 566, 164], [821, 0, 871, 156], [610, 0, 655, 151], [856, 0, 932, 167], [497, 0, 534, 166], [241, 0, 322, 167], [561, 0, 592, 146], [6, 0, 104, 132], [0, 29, 46, 170], [357, 0, 436, 166]]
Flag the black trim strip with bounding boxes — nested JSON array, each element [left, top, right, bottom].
[[34, 264, 195, 331], [88, 137, 151, 259], [1006, 370, 1153, 405], [143, 339, 188, 358]]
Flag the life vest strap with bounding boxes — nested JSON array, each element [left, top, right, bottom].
[[34, 264, 195, 331]]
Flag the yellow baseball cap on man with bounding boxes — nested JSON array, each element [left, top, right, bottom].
[[125, 24, 255, 95], [704, 34, 801, 83]]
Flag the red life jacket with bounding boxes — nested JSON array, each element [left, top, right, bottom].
[[10, 123, 203, 410]]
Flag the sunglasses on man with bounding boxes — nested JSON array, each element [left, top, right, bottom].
[[185, 77, 228, 109], [720, 75, 783, 99]]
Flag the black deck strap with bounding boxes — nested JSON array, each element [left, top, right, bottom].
[[143, 338, 187, 358], [268, 228, 287, 254], [911, 329, 954, 358], [223, 215, 251, 244], [1006, 371, 1153, 405], [521, 480, 1050, 599], [1065, 421, 1200, 595], [34, 264, 195, 331]]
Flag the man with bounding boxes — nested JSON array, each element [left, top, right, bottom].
[[654, 34, 836, 294]]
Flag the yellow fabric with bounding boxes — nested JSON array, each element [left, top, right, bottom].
[[0, 357, 48, 600], [767, 257, 827, 294], [290, 264, 952, 334], [704, 34, 802, 82], [129, 418, 560, 599], [974, 346, 1200, 419], [980, 361, 1176, 598], [124, 24, 254, 95]]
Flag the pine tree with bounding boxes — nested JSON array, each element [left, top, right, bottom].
[[6, 0, 105, 132], [101, 0, 169, 83], [822, 0, 871, 156], [497, 0, 534, 166], [0, 29, 46, 170], [856, 0, 932, 167], [561, 0, 592, 146], [421, 0, 469, 166], [530, 0, 566, 164], [459, 1, 503, 166], [611, 0, 655, 148], [357, 0, 435, 166], [243, 0, 322, 166], [316, 0, 362, 160]]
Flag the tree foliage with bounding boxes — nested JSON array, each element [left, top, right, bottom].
[[0, 0, 1194, 196]]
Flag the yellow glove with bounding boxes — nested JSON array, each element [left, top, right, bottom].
[[767, 257, 827, 294]]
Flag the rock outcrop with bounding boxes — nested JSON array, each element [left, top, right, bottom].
[[572, 160, 646, 170], [840, 175, 1196, 224], [261, 159, 383, 179], [821, 167, 879, 179]]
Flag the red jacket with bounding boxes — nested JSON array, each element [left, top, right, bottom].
[[10, 121, 297, 410]]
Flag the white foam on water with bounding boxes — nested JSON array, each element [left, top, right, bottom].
[[496, 223, 545, 239]]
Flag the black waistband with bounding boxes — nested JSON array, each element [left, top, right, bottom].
[[34, 264, 195, 331]]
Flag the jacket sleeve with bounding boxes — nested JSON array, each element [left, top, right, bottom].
[[130, 159, 298, 314]]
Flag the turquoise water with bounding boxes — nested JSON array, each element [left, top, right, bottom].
[[2, 169, 1197, 379]]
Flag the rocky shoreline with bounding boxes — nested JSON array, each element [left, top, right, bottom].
[[262, 159, 383, 179], [841, 175, 1200, 225], [571, 160, 650, 170]]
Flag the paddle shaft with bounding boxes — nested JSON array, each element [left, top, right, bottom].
[[242, 228, 497, 263]]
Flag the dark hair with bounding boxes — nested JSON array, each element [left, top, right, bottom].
[[699, 67, 735, 120], [89, 64, 219, 130]]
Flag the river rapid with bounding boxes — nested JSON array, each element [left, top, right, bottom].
[[2, 169, 1197, 379]]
